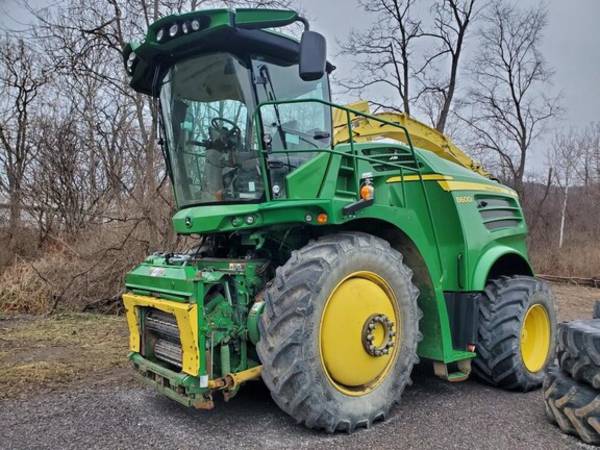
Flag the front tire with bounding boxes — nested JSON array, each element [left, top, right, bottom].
[[473, 275, 556, 391], [256, 232, 421, 432]]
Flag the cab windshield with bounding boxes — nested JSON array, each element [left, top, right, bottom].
[[160, 53, 262, 206]]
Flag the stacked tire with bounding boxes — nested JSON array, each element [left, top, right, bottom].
[[544, 319, 600, 445]]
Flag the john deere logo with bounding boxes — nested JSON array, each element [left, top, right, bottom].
[[185, 216, 192, 227]]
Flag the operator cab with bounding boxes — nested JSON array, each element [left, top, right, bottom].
[[159, 51, 332, 206], [122, 10, 333, 208]]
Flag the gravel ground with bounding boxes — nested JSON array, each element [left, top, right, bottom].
[[0, 365, 593, 450]]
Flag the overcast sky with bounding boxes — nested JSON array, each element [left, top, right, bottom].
[[303, 0, 600, 122], [300, 0, 600, 172], [2, 0, 599, 173]]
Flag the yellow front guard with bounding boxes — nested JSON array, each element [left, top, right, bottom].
[[122, 293, 200, 376]]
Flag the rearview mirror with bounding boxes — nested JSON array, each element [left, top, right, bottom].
[[299, 31, 326, 81]]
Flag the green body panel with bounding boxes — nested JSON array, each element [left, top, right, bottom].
[[234, 9, 298, 28], [471, 245, 530, 290], [121, 8, 536, 405]]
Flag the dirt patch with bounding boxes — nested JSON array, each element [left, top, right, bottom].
[[0, 313, 131, 400], [551, 282, 600, 322]]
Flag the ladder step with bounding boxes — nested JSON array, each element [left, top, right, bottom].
[[433, 359, 472, 383]]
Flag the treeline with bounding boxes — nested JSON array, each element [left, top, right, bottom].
[[0, 0, 597, 315], [524, 124, 600, 276]]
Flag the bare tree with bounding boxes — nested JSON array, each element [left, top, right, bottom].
[[418, 0, 476, 133], [548, 129, 581, 249], [22, 0, 292, 243], [458, 2, 560, 196], [0, 37, 49, 246], [577, 122, 600, 188], [338, 0, 422, 115]]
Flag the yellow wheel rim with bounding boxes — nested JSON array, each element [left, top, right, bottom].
[[319, 271, 400, 396], [520, 304, 551, 373]]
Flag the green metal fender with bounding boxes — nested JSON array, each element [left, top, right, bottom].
[[470, 246, 533, 291]]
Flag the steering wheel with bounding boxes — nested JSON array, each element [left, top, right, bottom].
[[211, 117, 241, 137]]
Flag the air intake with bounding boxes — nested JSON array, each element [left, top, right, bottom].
[[476, 195, 523, 231]]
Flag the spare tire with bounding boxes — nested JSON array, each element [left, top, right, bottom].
[[544, 365, 600, 445], [557, 320, 600, 389]]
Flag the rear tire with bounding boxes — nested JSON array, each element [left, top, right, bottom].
[[557, 320, 600, 389], [256, 232, 421, 432], [544, 365, 600, 445], [473, 275, 556, 391]]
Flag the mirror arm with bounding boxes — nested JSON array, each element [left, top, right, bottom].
[[297, 16, 309, 31]]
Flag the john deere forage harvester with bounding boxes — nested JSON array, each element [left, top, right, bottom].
[[121, 8, 556, 432]]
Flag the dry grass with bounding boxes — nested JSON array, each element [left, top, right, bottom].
[[0, 217, 182, 316], [530, 241, 600, 278], [0, 255, 60, 314], [0, 313, 130, 399], [552, 282, 600, 322]]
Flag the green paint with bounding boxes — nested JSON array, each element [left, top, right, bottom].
[[122, 7, 536, 407]]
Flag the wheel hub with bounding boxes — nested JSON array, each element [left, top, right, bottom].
[[319, 271, 400, 396], [362, 314, 395, 356]]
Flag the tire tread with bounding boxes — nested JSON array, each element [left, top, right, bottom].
[[544, 366, 600, 444]]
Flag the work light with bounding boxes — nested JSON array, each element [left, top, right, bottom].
[[156, 28, 165, 42], [126, 52, 136, 72], [169, 23, 179, 37], [191, 19, 200, 31]]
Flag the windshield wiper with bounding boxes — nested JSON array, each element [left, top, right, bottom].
[[257, 64, 287, 151]]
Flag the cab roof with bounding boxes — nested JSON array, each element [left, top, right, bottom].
[[124, 8, 334, 96]]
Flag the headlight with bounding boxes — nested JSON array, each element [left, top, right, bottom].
[[191, 19, 200, 31], [126, 52, 136, 72], [169, 23, 178, 38], [156, 28, 165, 42]]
